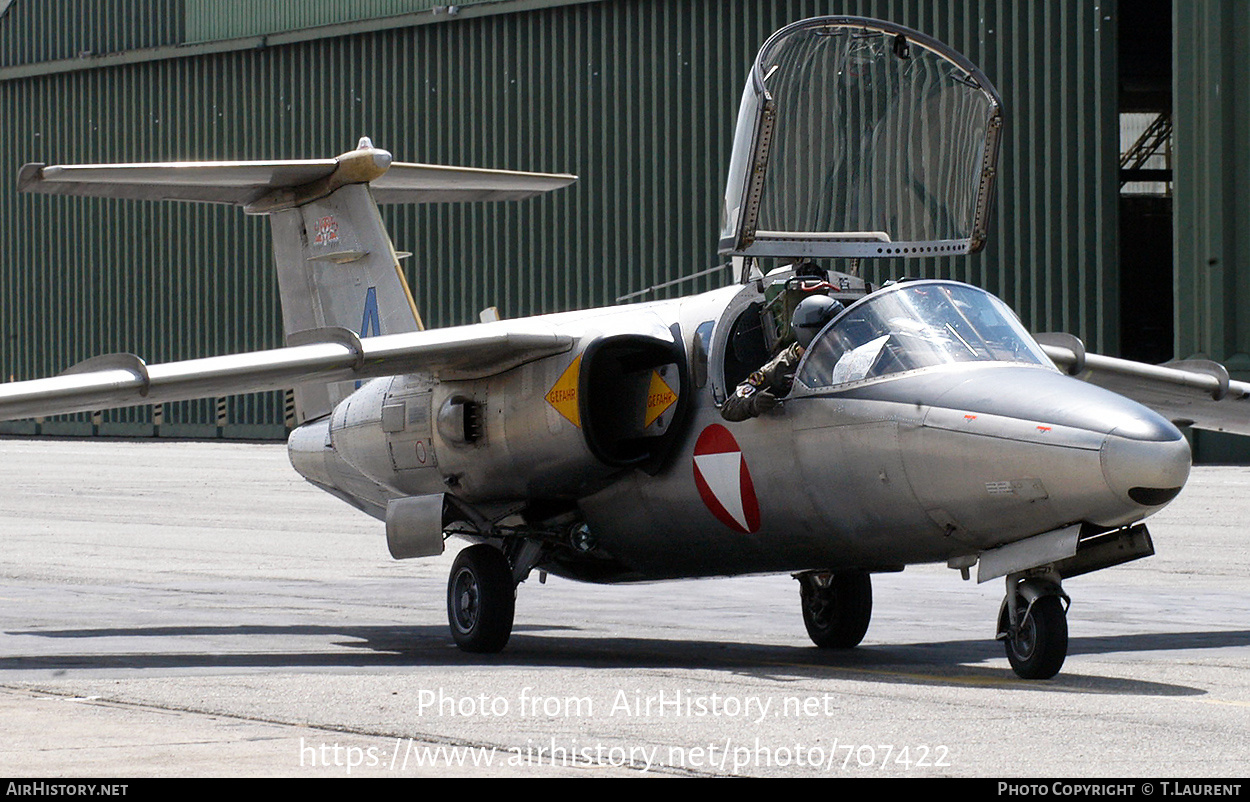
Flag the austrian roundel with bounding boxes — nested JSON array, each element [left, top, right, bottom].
[[692, 424, 761, 534]]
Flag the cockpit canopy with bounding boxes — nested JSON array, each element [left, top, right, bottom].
[[796, 281, 1053, 390], [720, 17, 1002, 259]]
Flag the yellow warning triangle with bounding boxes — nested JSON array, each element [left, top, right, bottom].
[[545, 354, 582, 428], [644, 370, 678, 428]]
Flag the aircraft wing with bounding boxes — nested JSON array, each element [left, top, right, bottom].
[[1040, 338, 1250, 436], [0, 323, 572, 422]]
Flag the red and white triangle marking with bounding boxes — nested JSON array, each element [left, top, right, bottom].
[[692, 424, 760, 534]]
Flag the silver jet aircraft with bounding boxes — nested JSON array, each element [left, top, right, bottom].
[[2, 17, 1247, 679]]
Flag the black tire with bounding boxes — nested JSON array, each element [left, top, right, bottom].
[[1002, 595, 1068, 679], [447, 544, 515, 653], [800, 571, 872, 649]]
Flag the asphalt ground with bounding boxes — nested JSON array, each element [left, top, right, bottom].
[[0, 438, 1246, 778]]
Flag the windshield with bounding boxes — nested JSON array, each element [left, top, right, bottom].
[[796, 282, 1052, 389]]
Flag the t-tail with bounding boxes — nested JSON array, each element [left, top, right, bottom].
[[17, 137, 576, 420]]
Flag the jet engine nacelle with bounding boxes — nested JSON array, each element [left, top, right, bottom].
[[290, 333, 688, 512]]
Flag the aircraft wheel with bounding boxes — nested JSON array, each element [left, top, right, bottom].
[[1000, 594, 1067, 679], [447, 544, 515, 653], [799, 571, 872, 649]]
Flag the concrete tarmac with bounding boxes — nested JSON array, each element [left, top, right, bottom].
[[0, 438, 1246, 778]]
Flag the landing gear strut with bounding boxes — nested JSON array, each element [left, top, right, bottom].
[[797, 571, 872, 648], [447, 544, 515, 653], [998, 575, 1068, 679]]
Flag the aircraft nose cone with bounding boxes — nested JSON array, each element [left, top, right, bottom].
[[1100, 421, 1191, 509]]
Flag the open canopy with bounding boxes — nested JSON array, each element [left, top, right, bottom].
[[719, 17, 1002, 260]]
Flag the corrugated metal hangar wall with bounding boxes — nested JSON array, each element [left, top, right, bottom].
[[0, 0, 1245, 457]]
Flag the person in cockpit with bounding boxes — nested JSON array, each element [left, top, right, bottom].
[[720, 294, 843, 421]]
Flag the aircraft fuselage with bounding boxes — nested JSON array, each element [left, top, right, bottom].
[[292, 277, 1191, 585]]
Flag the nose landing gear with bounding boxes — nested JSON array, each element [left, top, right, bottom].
[[998, 574, 1069, 679]]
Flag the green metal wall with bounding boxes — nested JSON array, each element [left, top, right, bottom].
[[0, 0, 184, 67], [1173, 0, 1250, 460], [0, 0, 1123, 438], [185, 0, 511, 44], [1174, 0, 1250, 370]]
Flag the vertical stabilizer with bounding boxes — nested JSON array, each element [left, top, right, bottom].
[[268, 146, 424, 420]]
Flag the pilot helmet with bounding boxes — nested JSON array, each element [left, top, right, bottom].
[[791, 295, 844, 349]]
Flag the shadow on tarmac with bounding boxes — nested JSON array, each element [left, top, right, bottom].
[[7, 622, 1245, 696]]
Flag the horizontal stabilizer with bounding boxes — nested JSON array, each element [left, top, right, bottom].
[[17, 140, 576, 212], [0, 323, 572, 422], [1041, 340, 1250, 436], [17, 160, 338, 206], [373, 162, 577, 203]]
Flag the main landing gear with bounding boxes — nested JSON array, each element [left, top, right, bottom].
[[796, 570, 873, 649], [997, 574, 1069, 680], [447, 544, 517, 653]]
